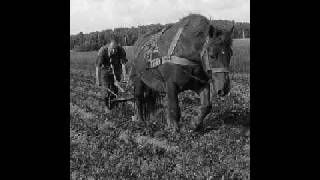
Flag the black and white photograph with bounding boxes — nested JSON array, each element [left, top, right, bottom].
[[70, 0, 250, 179]]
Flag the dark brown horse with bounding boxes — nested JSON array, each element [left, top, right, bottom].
[[130, 14, 234, 132]]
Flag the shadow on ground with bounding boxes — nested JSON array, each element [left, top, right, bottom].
[[199, 107, 250, 135]]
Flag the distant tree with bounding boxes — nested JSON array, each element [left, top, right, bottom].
[[70, 20, 249, 51]]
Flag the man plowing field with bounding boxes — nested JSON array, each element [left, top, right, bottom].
[[95, 39, 128, 111]]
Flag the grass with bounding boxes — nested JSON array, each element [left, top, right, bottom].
[[70, 39, 250, 73], [230, 39, 250, 73], [70, 51, 98, 71]]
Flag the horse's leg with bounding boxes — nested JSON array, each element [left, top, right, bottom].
[[133, 78, 145, 122], [191, 83, 212, 131], [166, 82, 180, 132]]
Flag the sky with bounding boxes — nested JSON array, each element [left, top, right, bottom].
[[70, 0, 250, 35]]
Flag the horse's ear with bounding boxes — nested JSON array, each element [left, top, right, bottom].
[[208, 25, 216, 38]]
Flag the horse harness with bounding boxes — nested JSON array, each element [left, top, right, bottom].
[[143, 26, 198, 69]]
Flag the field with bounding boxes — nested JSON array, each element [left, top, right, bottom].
[[70, 39, 250, 179], [70, 39, 250, 73]]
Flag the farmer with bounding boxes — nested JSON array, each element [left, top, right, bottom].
[[95, 39, 128, 111]]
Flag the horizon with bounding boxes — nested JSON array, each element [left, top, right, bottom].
[[71, 0, 250, 35], [70, 18, 250, 35]]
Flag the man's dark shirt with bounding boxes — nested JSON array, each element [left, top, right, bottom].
[[96, 45, 126, 69], [96, 45, 127, 81]]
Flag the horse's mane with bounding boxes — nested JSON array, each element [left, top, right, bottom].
[[133, 24, 173, 56], [133, 29, 160, 55], [210, 28, 233, 49], [178, 13, 211, 38], [156, 14, 211, 60], [134, 14, 210, 55], [179, 14, 234, 49]]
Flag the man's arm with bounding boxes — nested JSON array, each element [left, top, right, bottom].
[[120, 47, 128, 80], [95, 48, 104, 86]]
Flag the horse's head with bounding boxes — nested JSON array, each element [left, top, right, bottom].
[[201, 25, 234, 97]]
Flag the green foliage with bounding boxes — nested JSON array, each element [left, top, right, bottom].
[[70, 20, 250, 51]]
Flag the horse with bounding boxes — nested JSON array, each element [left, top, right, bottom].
[[130, 14, 234, 132]]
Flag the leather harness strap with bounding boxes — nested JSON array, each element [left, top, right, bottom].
[[168, 56, 198, 66], [148, 25, 198, 68], [211, 67, 230, 73], [167, 27, 184, 57], [147, 56, 198, 68]]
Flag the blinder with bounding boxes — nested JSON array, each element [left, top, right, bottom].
[[200, 36, 230, 78]]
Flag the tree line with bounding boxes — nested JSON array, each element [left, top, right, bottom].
[[70, 20, 250, 52]]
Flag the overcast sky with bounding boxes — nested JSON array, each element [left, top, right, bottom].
[[70, 0, 250, 35]]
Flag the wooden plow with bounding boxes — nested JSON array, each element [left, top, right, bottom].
[[98, 74, 136, 106]]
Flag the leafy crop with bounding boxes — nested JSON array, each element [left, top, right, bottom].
[[70, 39, 250, 179]]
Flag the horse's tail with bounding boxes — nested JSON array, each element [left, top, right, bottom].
[[142, 87, 162, 121]]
